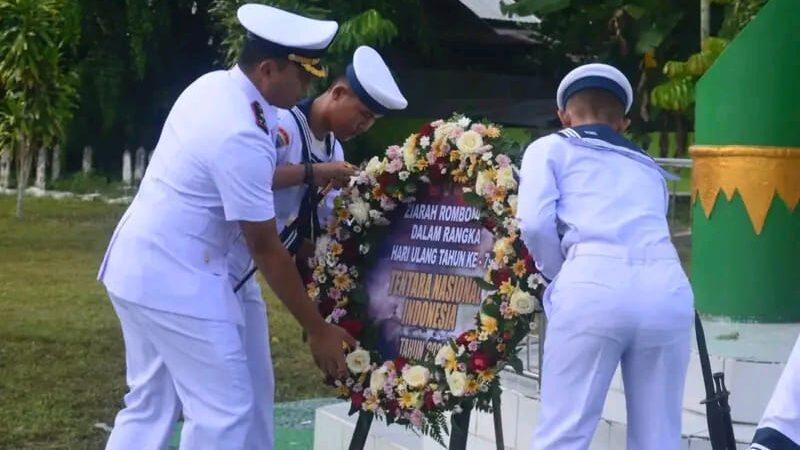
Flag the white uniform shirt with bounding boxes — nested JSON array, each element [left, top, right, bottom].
[[227, 101, 344, 291], [516, 124, 671, 281], [98, 66, 278, 324]]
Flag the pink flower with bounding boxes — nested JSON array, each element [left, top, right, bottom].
[[380, 196, 396, 211], [386, 145, 401, 159], [495, 154, 511, 167], [331, 308, 347, 323], [451, 127, 465, 139], [441, 142, 451, 153], [329, 288, 342, 300], [468, 341, 479, 352], [482, 181, 496, 197], [426, 150, 438, 165], [410, 409, 424, 427], [386, 158, 403, 173], [432, 391, 443, 405], [470, 123, 487, 135]]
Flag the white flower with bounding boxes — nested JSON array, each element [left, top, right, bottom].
[[359, 243, 370, 255], [495, 166, 516, 190], [348, 199, 370, 225], [315, 235, 332, 262], [369, 210, 384, 221], [507, 194, 518, 215], [475, 170, 492, 196], [446, 370, 467, 397], [455, 130, 484, 154], [435, 345, 456, 367], [365, 156, 386, 177], [325, 254, 337, 268], [403, 365, 430, 388], [457, 116, 471, 128], [398, 171, 410, 181], [434, 123, 459, 141], [528, 273, 546, 289], [419, 136, 430, 148], [369, 365, 388, 393], [345, 349, 371, 374], [492, 201, 505, 216], [503, 217, 518, 233], [316, 273, 327, 284], [402, 137, 417, 170], [510, 287, 536, 314], [481, 152, 493, 162]]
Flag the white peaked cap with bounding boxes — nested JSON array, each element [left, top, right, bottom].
[[346, 46, 407, 114], [556, 63, 634, 113]]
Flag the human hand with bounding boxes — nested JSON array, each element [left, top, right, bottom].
[[307, 322, 358, 378]]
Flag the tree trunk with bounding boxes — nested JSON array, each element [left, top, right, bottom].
[[15, 144, 32, 219], [700, 0, 711, 44], [675, 113, 689, 158], [659, 114, 670, 158]]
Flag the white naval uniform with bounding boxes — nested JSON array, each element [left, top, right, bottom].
[[751, 334, 800, 450], [517, 124, 694, 450], [227, 98, 344, 298], [98, 65, 279, 450]]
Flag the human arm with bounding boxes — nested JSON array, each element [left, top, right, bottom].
[[515, 137, 564, 281]]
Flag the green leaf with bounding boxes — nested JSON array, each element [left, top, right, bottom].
[[508, 355, 524, 374], [635, 28, 666, 54], [462, 191, 484, 207], [473, 276, 496, 292]]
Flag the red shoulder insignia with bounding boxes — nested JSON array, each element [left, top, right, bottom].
[[276, 127, 290, 149]]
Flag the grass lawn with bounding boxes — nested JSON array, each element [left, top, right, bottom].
[[0, 196, 331, 450]]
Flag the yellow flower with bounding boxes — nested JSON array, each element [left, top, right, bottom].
[[372, 186, 383, 198], [498, 280, 515, 296], [337, 384, 350, 397], [337, 208, 350, 220], [456, 130, 484, 154], [334, 273, 352, 290], [478, 370, 496, 383], [480, 314, 498, 335], [449, 150, 461, 162], [364, 394, 379, 412], [485, 126, 501, 138], [512, 260, 526, 278], [307, 284, 319, 300], [399, 391, 420, 409], [415, 158, 429, 171], [497, 343, 506, 353], [330, 242, 343, 256], [465, 377, 480, 394]]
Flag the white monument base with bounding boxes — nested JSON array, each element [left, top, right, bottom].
[[313, 319, 799, 449]]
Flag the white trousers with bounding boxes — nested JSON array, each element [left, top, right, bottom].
[[105, 287, 274, 450], [532, 245, 694, 450], [751, 334, 800, 449]]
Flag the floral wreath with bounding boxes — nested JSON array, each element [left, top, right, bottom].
[[305, 114, 546, 442]]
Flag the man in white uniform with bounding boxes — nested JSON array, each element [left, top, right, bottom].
[[751, 334, 800, 450], [226, 47, 407, 447], [97, 5, 355, 450], [516, 63, 694, 450]]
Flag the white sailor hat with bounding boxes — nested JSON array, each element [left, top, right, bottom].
[[345, 46, 407, 115], [556, 63, 634, 113], [237, 4, 338, 78]]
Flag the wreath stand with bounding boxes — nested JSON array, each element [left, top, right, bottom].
[[346, 392, 505, 450]]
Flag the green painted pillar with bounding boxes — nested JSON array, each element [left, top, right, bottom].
[[690, 0, 800, 322]]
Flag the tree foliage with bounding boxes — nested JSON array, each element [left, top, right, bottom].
[[0, 0, 81, 217]]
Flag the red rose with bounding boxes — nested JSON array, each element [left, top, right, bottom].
[[378, 172, 397, 189], [456, 331, 472, 347], [427, 163, 445, 184], [491, 268, 512, 286], [482, 217, 497, 231], [386, 399, 400, 415], [469, 351, 493, 372], [339, 319, 364, 339], [419, 122, 434, 137], [341, 239, 359, 262], [351, 391, 364, 410], [394, 357, 408, 373], [524, 254, 536, 274], [423, 390, 436, 410], [518, 244, 530, 260], [318, 296, 336, 317]]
